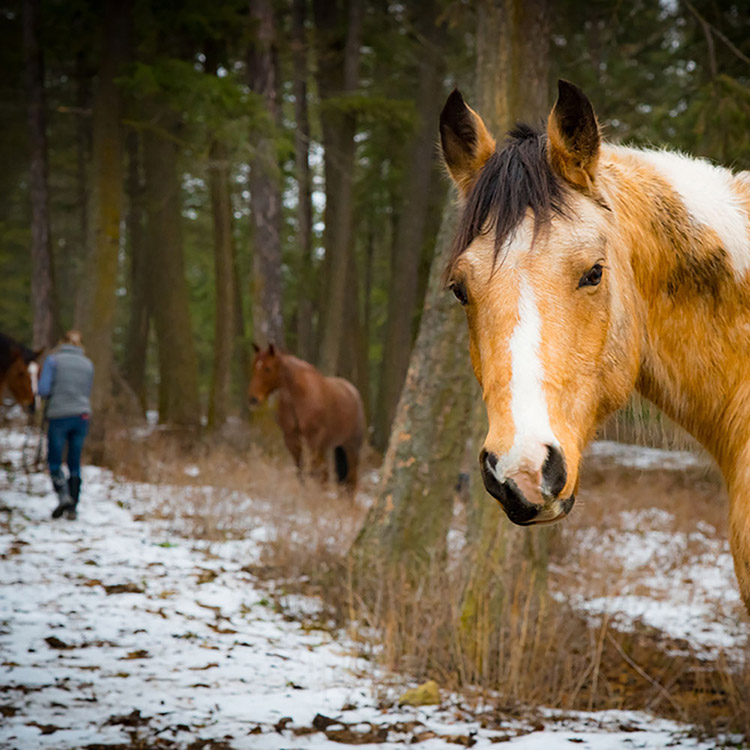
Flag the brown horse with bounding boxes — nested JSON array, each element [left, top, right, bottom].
[[248, 344, 365, 492], [0, 333, 40, 407], [440, 80, 750, 611]]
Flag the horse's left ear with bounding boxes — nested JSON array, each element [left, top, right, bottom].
[[268, 343, 275, 356], [439, 89, 496, 196], [30, 348, 44, 362], [547, 80, 600, 193]]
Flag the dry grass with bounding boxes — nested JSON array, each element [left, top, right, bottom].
[[103, 423, 750, 742]]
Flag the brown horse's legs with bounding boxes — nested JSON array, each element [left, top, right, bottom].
[[282, 429, 303, 473], [310, 451, 329, 485], [337, 440, 361, 498]]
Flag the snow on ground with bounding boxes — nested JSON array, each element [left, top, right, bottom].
[[556, 511, 748, 659], [584, 441, 709, 471], [0, 427, 742, 748], [556, 442, 750, 660]]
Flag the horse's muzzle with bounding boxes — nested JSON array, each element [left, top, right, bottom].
[[479, 448, 575, 525]]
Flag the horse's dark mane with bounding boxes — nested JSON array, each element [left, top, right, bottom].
[[446, 123, 569, 277]]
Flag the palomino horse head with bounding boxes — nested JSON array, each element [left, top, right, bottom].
[[5, 347, 42, 407], [248, 343, 282, 406], [440, 81, 641, 526]]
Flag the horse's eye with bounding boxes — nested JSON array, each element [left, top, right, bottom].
[[450, 281, 468, 306], [578, 263, 603, 289]]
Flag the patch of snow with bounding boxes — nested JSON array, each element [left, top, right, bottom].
[[0, 428, 741, 748], [586, 441, 707, 471]]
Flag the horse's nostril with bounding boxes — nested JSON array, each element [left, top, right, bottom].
[[480, 449, 498, 473], [249, 396, 258, 406], [542, 444, 567, 498]]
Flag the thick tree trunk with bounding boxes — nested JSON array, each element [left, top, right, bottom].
[[207, 139, 236, 429], [23, 0, 56, 350], [142, 119, 201, 427], [373, 9, 446, 451], [458, 0, 552, 662], [292, 0, 315, 361], [248, 0, 284, 347], [352, 0, 551, 608], [352, 204, 480, 574], [123, 130, 149, 412], [314, 0, 362, 375], [76, 0, 129, 429]]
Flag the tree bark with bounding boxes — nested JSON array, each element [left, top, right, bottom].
[[352, 0, 551, 606], [123, 129, 149, 412], [292, 0, 315, 361], [248, 0, 284, 348], [373, 8, 446, 451], [314, 0, 362, 375], [142, 117, 201, 427], [23, 0, 56, 350], [457, 0, 552, 661], [76, 0, 129, 427], [352, 204, 480, 574], [207, 138, 236, 429]]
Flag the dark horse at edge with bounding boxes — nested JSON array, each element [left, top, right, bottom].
[[0, 333, 41, 408], [248, 344, 365, 493]]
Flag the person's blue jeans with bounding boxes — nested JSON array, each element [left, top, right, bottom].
[[47, 415, 90, 477]]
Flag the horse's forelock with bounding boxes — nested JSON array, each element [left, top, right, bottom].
[[446, 124, 569, 278]]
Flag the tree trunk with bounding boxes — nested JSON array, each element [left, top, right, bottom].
[[373, 8, 446, 451], [248, 0, 284, 347], [23, 0, 56, 350], [233, 241, 250, 417], [75, 0, 129, 431], [314, 0, 362, 375], [142, 118, 201, 427], [352, 0, 551, 611], [352, 204, 480, 575], [457, 0, 552, 664], [123, 129, 149, 412], [292, 0, 315, 361], [207, 138, 236, 429]]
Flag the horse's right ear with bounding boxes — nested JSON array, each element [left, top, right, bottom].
[[439, 89, 496, 197], [547, 80, 600, 193], [252, 342, 260, 353]]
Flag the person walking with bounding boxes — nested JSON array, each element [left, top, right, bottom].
[[37, 330, 94, 520]]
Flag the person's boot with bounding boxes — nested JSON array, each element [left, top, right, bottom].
[[65, 476, 81, 520], [51, 471, 73, 519]]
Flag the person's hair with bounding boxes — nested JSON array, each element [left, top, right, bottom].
[[62, 330, 83, 347]]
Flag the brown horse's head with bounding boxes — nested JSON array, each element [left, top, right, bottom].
[[248, 343, 282, 406], [440, 81, 641, 526], [5, 348, 41, 407]]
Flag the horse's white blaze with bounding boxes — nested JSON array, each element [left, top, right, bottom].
[[27, 361, 38, 393], [493, 275, 558, 479], [636, 148, 750, 277]]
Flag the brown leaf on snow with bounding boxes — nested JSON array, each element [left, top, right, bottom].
[[105, 709, 150, 727], [120, 649, 150, 660], [103, 582, 145, 595], [45, 636, 74, 650], [26, 721, 62, 735]]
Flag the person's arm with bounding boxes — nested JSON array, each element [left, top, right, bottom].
[[37, 355, 57, 398]]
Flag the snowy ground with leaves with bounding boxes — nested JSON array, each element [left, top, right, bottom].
[[0, 426, 745, 748]]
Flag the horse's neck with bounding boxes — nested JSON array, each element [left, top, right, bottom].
[[278, 354, 320, 396], [604, 145, 750, 477]]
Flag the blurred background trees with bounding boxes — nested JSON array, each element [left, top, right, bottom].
[[4, 0, 750, 440]]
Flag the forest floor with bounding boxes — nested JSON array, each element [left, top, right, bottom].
[[0, 420, 748, 749]]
